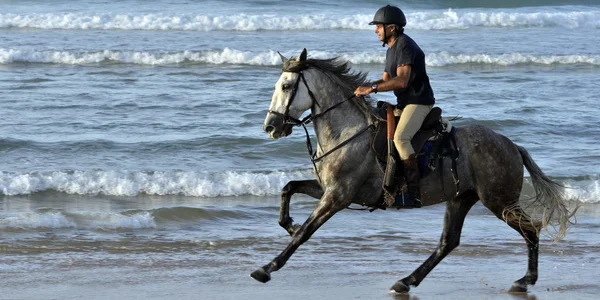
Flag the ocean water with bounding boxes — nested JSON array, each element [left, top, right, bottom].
[[1, 1, 600, 299]]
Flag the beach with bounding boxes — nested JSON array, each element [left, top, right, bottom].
[[2, 195, 600, 300], [1, 0, 599, 299]]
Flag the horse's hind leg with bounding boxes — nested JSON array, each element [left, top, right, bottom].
[[391, 192, 479, 293], [499, 205, 541, 293], [279, 180, 324, 236]]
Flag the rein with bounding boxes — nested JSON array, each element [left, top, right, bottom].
[[269, 70, 375, 183]]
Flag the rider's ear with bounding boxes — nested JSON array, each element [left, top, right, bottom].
[[299, 48, 307, 62]]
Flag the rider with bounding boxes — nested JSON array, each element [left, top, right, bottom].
[[354, 5, 435, 201]]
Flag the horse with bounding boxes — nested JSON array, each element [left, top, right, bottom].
[[253, 48, 574, 294]]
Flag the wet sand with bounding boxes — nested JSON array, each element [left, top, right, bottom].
[[2, 202, 599, 300], [3, 256, 598, 300]]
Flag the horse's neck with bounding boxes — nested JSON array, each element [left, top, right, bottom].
[[308, 79, 369, 148]]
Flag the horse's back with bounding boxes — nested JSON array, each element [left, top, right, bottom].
[[455, 124, 522, 169]]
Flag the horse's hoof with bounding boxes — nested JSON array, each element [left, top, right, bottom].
[[250, 268, 271, 283], [508, 283, 528, 294], [390, 280, 410, 294]]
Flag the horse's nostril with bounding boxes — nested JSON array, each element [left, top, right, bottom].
[[265, 125, 275, 133]]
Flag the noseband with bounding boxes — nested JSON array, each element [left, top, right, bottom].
[[267, 71, 320, 126]]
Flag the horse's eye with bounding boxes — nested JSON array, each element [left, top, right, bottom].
[[282, 84, 291, 90]]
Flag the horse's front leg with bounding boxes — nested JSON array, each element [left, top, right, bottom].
[[252, 191, 344, 283], [279, 180, 324, 236]]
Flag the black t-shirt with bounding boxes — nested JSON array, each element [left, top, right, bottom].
[[385, 33, 435, 109]]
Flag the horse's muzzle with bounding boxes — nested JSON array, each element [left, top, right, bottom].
[[264, 113, 293, 139]]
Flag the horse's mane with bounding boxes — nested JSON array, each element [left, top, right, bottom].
[[297, 57, 378, 119], [302, 58, 367, 91]]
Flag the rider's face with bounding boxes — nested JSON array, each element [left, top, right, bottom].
[[375, 24, 394, 42], [375, 24, 385, 41]]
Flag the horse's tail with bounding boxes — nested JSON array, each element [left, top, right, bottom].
[[506, 145, 577, 242]]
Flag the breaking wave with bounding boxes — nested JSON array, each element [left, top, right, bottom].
[[0, 207, 257, 231], [1, 9, 599, 31], [0, 169, 313, 197], [1, 170, 597, 203], [2, 48, 599, 67]]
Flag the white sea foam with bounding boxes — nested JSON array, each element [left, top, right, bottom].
[[2, 48, 600, 67], [1, 170, 597, 203], [0, 48, 283, 65], [0, 210, 156, 230], [426, 52, 600, 67], [82, 212, 157, 230], [409, 9, 600, 30], [1, 10, 599, 31], [0, 170, 314, 197], [564, 180, 600, 204], [0, 211, 76, 229], [0, 13, 370, 31]]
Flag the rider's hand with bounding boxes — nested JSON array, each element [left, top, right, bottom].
[[354, 86, 373, 96]]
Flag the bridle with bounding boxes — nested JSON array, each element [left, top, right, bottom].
[[267, 71, 320, 126], [267, 68, 376, 182]]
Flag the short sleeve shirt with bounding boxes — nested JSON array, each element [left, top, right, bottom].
[[385, 34, 435, 109]]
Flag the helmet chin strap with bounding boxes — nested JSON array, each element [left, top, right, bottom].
[[382, 25, 395, 47]]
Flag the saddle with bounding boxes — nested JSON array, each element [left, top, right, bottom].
[[370, 101, 459, 209]]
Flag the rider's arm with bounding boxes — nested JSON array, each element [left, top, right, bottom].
[[372, 72, 390, 85], [374, 65, 411, 93], [354, 66, 410, 96]]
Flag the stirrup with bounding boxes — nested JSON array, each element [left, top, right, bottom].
[[392, 189, 422, 209]]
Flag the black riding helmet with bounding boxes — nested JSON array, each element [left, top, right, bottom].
[[369, 5, 406, 27]]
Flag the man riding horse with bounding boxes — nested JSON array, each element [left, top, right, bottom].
[[355, 5, 435, 204], [256, 5, 574, 294]]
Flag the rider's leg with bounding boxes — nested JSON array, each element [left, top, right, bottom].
[[394, 104, 433, 198]]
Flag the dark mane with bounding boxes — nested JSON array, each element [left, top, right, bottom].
[[302, 57, 368, 92], [290, 56, 377, 117]]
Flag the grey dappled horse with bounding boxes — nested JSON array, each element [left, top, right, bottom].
[[254, 49, 574, 294]]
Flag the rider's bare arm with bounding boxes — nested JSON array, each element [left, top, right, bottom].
[[376, 65, 411, 93], [372, 72, 390, 85], [354, 65, 411, 96]]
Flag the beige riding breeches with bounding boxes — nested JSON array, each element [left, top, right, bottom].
[[393, 104, 433, 159]]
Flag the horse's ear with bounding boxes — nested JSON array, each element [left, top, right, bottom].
[[277, 51, 288, 63], [298, 48, 307, 62]]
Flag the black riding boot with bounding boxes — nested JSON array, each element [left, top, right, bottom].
[[402, 154, 421, 205]]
